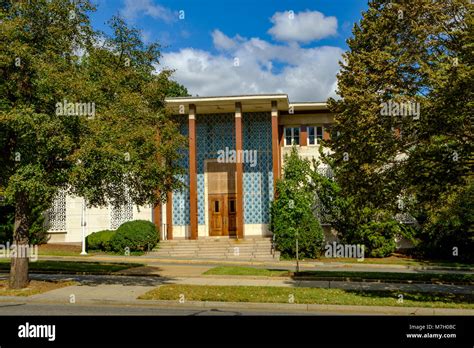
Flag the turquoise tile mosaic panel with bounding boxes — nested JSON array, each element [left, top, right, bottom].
[[171, 112, 273, 226], [172, 117, 190, 225], [196, 113, 235, 224], [242, 112, 273, 224]]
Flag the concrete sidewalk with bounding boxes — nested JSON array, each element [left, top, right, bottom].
[[2, 271, 474, 296], [0, 273, 472, 316], [38, 254, 474, 274]]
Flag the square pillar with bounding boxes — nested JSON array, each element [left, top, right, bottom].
[[271, 101, 280, 190], [188, 104, 198, 240], [235, 102, 244, 239], [166, 192, 173, 240], [153, 202, 162, 239], [153, 131, 162, 239], [323, 124, 331, 140], [300, 125, 308, 146]]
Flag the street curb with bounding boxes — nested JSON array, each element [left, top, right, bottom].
[[0, 297, 472, 315]]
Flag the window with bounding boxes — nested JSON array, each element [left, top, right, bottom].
[[214, 200, 220, 213], [308, 126, 324, 145], [284, 127, 300, 146]]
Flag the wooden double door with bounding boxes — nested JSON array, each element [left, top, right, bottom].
[[209, 194, 237, 237]]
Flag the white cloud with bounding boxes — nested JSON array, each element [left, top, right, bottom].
[[268, 10, 337, 43], [161, 30, 343, 101], [122, 0, 174, 22], [212, 30, 237, 51]]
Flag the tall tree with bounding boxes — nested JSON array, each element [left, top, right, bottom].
[[326, 0, 472, 257], [0, 0, 185, 288]]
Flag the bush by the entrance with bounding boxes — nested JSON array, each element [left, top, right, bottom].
[[110, 220, 158, 252], [270, 147, 324, 259], [86, 230, 115, 251]]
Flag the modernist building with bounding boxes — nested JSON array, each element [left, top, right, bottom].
[[46, 94, 334, 243]]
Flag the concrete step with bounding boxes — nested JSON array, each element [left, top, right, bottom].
[[160, 239, 273, 245], [158, 243, 273, 248], [150, 238, 278, 260], [159, 247, 273, 251]]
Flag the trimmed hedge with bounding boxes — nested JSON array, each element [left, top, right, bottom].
[[110, 220, 158, 252], [86, 230, 115, 251]]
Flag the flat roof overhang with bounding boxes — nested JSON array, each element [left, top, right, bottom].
[[165, 94, 328, 114]]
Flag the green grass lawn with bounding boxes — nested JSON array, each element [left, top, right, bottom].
[[316, 256, 474, 268], [0, 260, 143, 274], [205, 266, 290, 277], [204, 266, 474, 284], [37, 244, 145, 257], [139, 284, 474, 309]]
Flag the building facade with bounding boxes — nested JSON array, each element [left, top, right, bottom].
[[46, 94, 334, 243]]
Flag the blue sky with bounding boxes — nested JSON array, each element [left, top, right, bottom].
[[90, 0, 369, 101]]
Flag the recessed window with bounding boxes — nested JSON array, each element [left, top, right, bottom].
[[284, 127, 300, 146], [308, 126, 323, 145]]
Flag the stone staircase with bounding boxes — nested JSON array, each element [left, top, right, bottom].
[[150, 237, 280, 261]]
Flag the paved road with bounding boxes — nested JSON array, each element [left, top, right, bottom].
[[0, 302, 320, 316]]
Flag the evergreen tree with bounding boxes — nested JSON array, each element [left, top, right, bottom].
[[326, 0, 472, 258]]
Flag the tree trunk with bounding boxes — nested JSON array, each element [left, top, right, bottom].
[[9, 193, 31, 289]]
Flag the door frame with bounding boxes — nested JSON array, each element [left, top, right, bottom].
[[204, 159, 239, 238]]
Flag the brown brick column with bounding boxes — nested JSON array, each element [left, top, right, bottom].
[[153, 202, 162, 239], [300, 125, 308, 146], [166, 192, 173, 240], [235, 102, 244, 239], [189, 104, 198, 240], [271, 101, 280, 190], [323, 124, 331, 140]]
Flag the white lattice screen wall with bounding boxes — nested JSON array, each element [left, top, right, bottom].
[[47, 190, 67, 231], [110, 201, 134, 230]]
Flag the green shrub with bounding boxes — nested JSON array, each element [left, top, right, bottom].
[[356, 220, 399, 257], [110, 220, 158, 252], [86, 230, 115, 251], [270, 147, 324, 259], [417, 180, 474, 262]]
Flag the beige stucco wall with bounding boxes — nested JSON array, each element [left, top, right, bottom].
[[278, 113, 335, 126]]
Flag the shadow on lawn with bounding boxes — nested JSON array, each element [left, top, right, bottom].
[[27, 272, 174, 287], [341, 289, 474, 305]]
